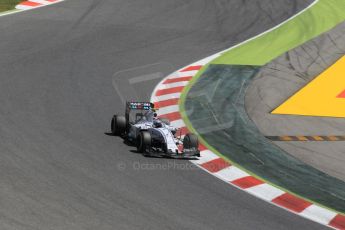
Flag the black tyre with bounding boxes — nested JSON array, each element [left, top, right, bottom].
[[160, 118, 170, 125], [183, 133, 198, 149], [137, 131, 151, 154], [111, 115, 126, 135]]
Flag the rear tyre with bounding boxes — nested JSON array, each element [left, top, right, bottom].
[[111, 115, 126, 135], [183, 133, 198, 149], [137, 131, 151, 155]]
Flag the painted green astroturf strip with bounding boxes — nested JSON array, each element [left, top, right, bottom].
[[212, 0, 345, 66], [0, 0, 21, 12]]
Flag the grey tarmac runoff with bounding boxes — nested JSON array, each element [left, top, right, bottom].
[[0, 0, 326, 229]]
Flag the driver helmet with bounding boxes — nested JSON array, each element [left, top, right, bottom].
[[153, 119, 163, 128]]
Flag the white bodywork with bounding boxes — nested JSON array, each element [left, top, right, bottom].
[[128, 110, 180, 153]]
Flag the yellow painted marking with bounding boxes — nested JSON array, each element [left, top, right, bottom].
[[272, 56, 345, 118], [297, 136, 308, 141], [328, 136, 339, 141], [312, 136, 324, 141], [280, 136, 293, 141]]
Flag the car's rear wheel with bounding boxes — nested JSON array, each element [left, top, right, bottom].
[[183, 133, 198, 149], [111, 115, 126, 135], [137, 131, 151, 155]]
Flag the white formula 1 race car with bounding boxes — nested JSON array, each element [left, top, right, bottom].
[[111, 101, 200, 158]]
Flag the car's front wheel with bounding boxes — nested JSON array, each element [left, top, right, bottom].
[[137, 131, 151, 155], [183, 133, 198, 149]]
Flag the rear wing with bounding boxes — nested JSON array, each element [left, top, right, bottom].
[[125, 102, 155, 127], [126, 101, 153, 110]]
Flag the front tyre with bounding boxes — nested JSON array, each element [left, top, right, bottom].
[[111, 115, 126, 135], [183, 133, 198, 149], [137, 131, 151, 155]]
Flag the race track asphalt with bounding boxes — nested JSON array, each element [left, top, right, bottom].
[[0, 0, 326, 229]]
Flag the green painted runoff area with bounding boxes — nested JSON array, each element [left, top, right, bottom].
[[0, 0, 20, 12], [180, 0, 345, 213]]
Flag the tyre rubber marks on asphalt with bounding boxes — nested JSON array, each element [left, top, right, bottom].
[[273, 55, 345, 118]]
